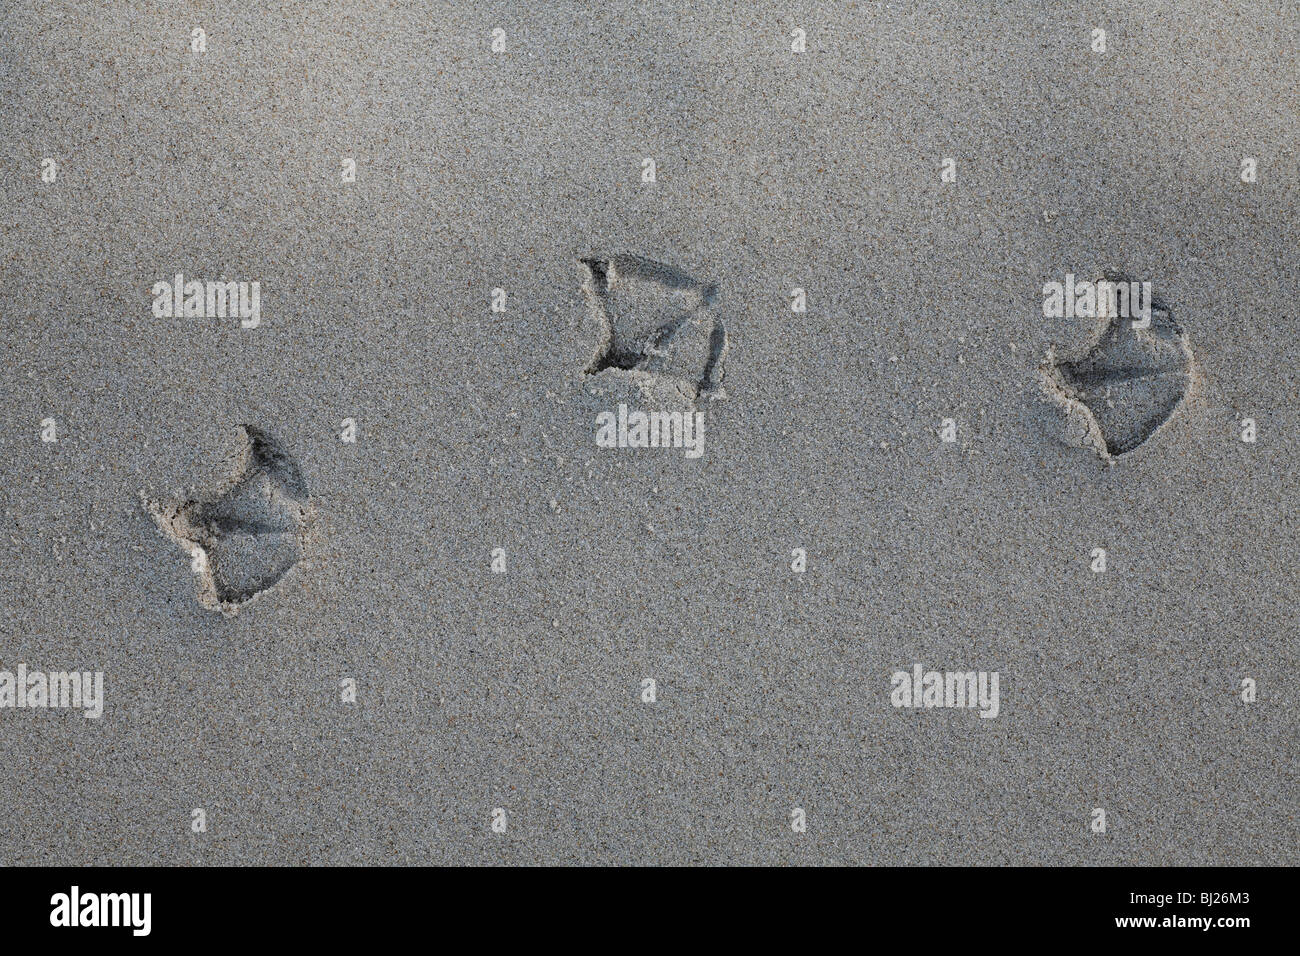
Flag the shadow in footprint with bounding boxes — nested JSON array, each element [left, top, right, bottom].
[[581, 254, 727, 407], [143, 426, 311, 615], [1040, 275, 1193, 460]]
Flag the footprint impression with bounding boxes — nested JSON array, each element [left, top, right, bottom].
[[143, 426, 311, 615], [581, 254, 727, 408], [1039, 276, 1193, 460]]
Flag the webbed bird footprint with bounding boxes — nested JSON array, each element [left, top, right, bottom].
[[1040, 279, 1193, 459], [581, 254, 727, 408], [143, 426, 311, 615]]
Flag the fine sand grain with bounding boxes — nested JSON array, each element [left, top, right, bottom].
[[1, 1, 1296, 865]]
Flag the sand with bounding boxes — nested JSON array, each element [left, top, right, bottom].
[[1, 0, 1296, 865]]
